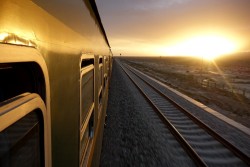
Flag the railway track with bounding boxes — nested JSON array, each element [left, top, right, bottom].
[[117, 60, 250, 167]]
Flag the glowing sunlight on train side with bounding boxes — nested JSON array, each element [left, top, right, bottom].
[[162, 35, 238, 61]]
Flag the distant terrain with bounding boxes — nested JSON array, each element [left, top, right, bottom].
[[121, 53, 250, 128], [216, 52, 250, 67]]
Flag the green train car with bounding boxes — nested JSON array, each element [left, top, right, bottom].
[[0, 0, 112, 166]]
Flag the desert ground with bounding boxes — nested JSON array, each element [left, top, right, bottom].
[[121, 54, 250, 128]]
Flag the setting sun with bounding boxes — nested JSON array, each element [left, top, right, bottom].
[[161, 35, 238, 61]]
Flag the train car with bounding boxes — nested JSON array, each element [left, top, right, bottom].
[[0, 0, 112, 166]]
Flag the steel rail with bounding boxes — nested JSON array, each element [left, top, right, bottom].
[[117, 60, 207, 167], [125, 63, 250, 166]]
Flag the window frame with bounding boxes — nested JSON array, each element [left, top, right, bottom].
[[79, 54, 95, 166], [0, 93, 50, 167], [0, 44, 51, 167]]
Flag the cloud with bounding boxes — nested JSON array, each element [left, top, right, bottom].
[[131, 0, 192, 11]]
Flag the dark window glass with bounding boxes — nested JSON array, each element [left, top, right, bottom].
[[99, 90, 103, 107], [99, 58, 103, 64], [80, 112, 94, 162], [0, 110, 44, 167], [98, 66, 103, 88], [81, 69, 94, 125], [0, 63, 46, 103], [81, 59, 94, 69]]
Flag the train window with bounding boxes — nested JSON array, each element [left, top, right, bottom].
[[80, 56, 95, 165], [0, 63, 46, 103], [105, 57, 108, 75], [81, 59, 94, 69], [80, 111, 94, 166], [98, 89, 102, 107], [81, 66, 94, 126], [0, 45, 51, 166], [99, 64, 103, 88], [0, 109, 44, 166], [99, 57, 103, 64], [103, 75, 107, 89]]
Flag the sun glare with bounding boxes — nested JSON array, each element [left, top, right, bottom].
[[162, 35, 237, 61]]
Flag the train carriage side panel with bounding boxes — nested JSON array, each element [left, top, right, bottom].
[[0, 0, 112, 166]]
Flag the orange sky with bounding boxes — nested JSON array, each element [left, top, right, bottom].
[[96, 0, 250, 57]]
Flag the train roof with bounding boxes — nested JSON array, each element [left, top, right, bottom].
[[87, 0, 111, 48], [0, 0, 112, 55]]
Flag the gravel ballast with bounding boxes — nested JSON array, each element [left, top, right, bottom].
[[100, 60, 195, 166]]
